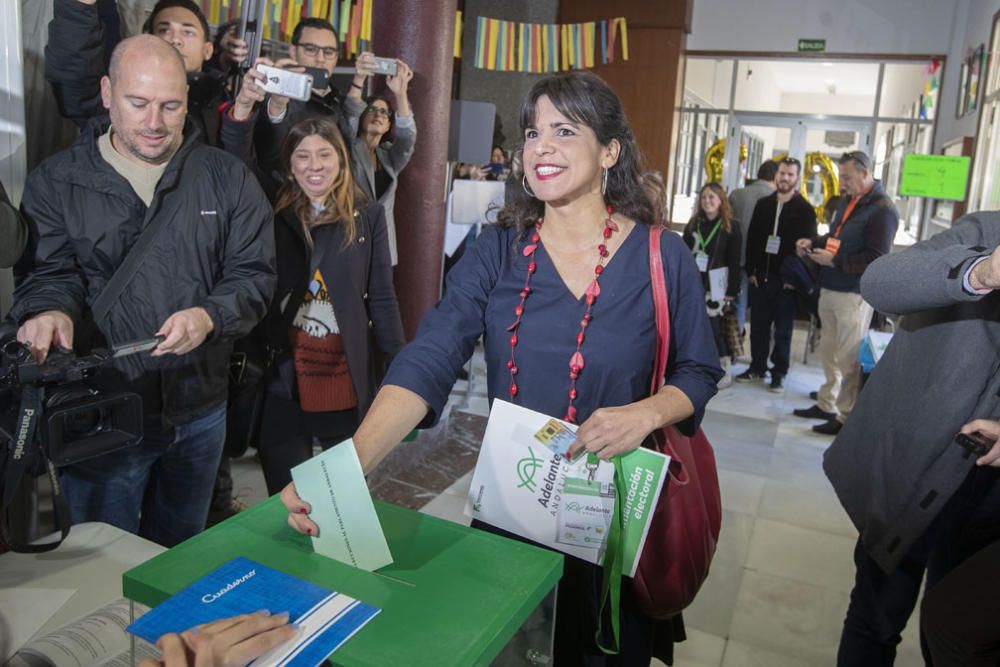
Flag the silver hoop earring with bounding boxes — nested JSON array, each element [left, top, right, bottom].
[[601, 168, 609, 196], [522, 174, 536, 198]]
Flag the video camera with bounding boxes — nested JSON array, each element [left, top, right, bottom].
[[0, 329, 147, 471]]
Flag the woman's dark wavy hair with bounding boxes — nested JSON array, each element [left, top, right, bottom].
[[496, 71, 665, 233], [358, 95, 395, 144]]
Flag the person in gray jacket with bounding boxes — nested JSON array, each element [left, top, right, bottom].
[[728, 160, 777, 333], [823, 212, 1000, 666], [346, 52, 416, 266]]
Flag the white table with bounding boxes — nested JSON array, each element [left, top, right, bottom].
[[0, 522, 164, 654]]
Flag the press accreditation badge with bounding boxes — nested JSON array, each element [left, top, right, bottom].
[[766, 235, 782, 255], [695, 252, 709, 272], [556, 477, 615, 549]]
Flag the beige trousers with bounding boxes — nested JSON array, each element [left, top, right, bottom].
[[816, 288, 873, 422]]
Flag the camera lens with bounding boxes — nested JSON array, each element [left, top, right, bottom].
[[62, 406, 109, 438]]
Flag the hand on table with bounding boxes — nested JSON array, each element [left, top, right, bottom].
[[139, 611, 295, 667]]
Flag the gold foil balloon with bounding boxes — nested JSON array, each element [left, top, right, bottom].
[[773, 152, 840, 224], [704, 139, 748, 184]]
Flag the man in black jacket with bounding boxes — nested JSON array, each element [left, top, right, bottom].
[[794, 151, 898, 435], [255, 18, 368, 193], [10, 36, 276, 547], [738, 157, 817, 393], [46, 0, 261, 160]]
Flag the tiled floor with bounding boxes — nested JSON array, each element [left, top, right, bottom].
[[228, 326, 923, 666]]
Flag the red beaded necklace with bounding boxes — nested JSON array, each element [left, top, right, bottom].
[[506, 205, 619, 423]]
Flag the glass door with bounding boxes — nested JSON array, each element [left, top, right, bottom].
[[726, 115, 871, 228]]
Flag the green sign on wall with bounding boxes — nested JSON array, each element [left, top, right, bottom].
[[899, 154, 971, 201], [797, 39, 826, 52]]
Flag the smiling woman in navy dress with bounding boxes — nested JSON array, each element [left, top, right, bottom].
[[280, 71, 721, 665]]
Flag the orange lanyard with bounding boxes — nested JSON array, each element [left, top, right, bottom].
[[833, 198, 858, 238], [832, 185, 873, 238]]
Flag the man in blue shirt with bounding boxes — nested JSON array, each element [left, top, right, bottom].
[[793, 151, 898, 435]]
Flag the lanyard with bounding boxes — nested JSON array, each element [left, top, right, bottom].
[[834, 185, 874, 238], [595, 454, 626, 655], [833, 197, 859, 238], [772, 201, 784, 236], [694, 218, 723, 253]]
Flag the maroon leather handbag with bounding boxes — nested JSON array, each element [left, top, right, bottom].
[[632, 226, 723, 618]]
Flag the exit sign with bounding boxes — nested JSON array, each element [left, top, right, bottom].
[[798, 39, 826, 52]]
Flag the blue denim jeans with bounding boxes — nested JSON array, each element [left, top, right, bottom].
[[60, 404, 227, 547]]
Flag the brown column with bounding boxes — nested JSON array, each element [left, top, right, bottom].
[[374, 0, 457, 339], [558, 1, 692, 216]]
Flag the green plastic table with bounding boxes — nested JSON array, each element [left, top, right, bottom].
[[122, 497, 563, 666]]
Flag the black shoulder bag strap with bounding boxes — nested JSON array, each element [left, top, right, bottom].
[[0, 384, 72, 553], [0, 155, 203, 553], [91, 155, 204, 324]]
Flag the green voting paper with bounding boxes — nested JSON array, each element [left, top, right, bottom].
[[899, 154, 971, 201], [291, 440, 393, 571]]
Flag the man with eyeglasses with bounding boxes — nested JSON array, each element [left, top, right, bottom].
[[794, 150, 898, 435], [739, 157, 817, 393], [256, 18, 368, 192]]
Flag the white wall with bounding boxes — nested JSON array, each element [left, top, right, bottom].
[[935, 0, 998, 150], [690, 0, 959, 55], [879, 63, 935, 119], [685, 58, 731, 108], [778, 92, 875, 116]]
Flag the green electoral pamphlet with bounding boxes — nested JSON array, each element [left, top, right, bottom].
[[467, 400, 669, 576]]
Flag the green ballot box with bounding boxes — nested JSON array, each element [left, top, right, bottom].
[[123, 497, 563, 666]]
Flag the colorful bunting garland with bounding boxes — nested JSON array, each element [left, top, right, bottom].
[[472, 16, 627, 72], [197, 0, 374, 57]]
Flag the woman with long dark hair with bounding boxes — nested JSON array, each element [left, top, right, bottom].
[[682, 181, 742, 387], [253, 116, 405, 495], [279, 72, 720, 664], [345, 52, 416, 266]]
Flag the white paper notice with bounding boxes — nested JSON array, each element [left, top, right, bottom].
[[708, 267, 729, 302]]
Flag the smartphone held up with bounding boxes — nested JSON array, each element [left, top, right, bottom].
[[370, 56, 398, 77], [255, 63, 313, 101]]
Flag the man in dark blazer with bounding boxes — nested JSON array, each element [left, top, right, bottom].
[[824, 211, 1000, 665]]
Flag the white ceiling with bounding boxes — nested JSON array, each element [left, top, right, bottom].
[[743, 60, 881, 96]]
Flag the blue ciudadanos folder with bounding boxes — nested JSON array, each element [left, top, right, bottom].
[[126, 557, 380, 666]]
